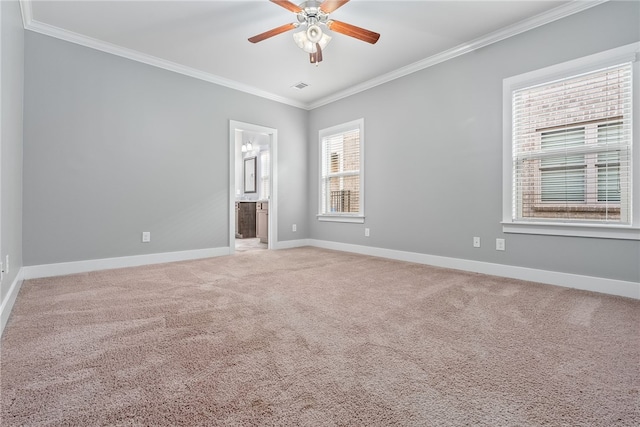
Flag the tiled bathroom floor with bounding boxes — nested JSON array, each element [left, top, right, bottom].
[[235, 238, 267, 252]]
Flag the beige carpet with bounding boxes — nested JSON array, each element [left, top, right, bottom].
[[1, 247, 638, 426]]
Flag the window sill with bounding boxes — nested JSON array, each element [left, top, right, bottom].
[[502, 221, 639, 240], [317, 214, 365, 224]]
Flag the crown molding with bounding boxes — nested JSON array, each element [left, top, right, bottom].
[[19, 0, 32, 29], [20, 0, 608, 111], [307, 0, 609, 109], [18, 1, 307, 109]]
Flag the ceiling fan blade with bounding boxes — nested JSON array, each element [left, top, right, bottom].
[[327, 19, 380, 44], [270, 0, 303, 13], [248, 23, 298, 43], [320, 0, 350, 13]]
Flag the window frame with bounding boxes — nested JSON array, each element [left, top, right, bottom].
[[317, 118, 365, 223], [502, 43, 640, 240]]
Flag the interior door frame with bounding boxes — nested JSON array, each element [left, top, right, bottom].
[[228, 120, 278, 253]]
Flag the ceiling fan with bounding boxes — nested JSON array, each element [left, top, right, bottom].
[[248, 0, 380, 64]]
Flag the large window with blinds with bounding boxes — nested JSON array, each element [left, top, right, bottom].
[[318, 119, 364, 223], [503, 44, 638, 240]]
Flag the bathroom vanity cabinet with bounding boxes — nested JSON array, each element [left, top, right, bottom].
[[256, 201, 269, 243], [235, 201, 256, 239]]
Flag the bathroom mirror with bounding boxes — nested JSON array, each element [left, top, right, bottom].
[[244, 157, 256, 193]]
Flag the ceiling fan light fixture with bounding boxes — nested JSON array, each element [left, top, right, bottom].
[[293, 30, 313, 52], [293, 29, 331, 54], [250, 0, 379, 65], [306, 24, 323, 43]]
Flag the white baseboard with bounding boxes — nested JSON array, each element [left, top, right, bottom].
[[1, 267, 25, 336], [273, 239, 311, 250], [14, 240, 639, 304], [307, 239, 640, 300], [22, 247, 230, 280]]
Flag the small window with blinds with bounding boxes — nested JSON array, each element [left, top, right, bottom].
[[318, 119, 364, 223], [503, 44, 638, 239]]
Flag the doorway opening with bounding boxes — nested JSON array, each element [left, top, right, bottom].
[[229, 121, 278, 254]]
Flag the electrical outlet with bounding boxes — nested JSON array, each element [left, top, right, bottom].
[[365, 228, 370, 237], [142, 232, 151, 243], [292, 224, 297, 232], [473, 237, 481, 248], [5, 255, 8, 275], [496, 238, 506, 251], [0, 261, 3, 281]]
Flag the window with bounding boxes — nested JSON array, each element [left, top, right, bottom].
[[535, 121, 624, 213], [503, 43, 639, 240], [318, 119, 365, 223]]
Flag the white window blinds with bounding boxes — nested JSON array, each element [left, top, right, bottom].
[[320, 123, 362, 216], [512, 63, 632, 224]]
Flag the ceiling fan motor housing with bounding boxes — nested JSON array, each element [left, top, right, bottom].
[[296, 1, 329, 25]]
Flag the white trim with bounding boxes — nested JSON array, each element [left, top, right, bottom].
[[228, 121, 278, 254], [502, 222, 640, 240], [307, 0, 609, 109], [317, 215, 365, 224], [19, 0, 606, 111], [4, 240, 636, 338], [502, 42, 640, 239], [22, 247, 229, 280], [318, 118, 365, 219], [307, 239, 640, 300], [20, 10, 306, 110], [0, 267, 24, 337], [273, 239, 310, 250], [19, 0, 30, 29], [504, 43, 639, 92]]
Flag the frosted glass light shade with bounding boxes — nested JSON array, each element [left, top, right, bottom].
[[293, 29, 331, 54], [307, 24, 322, 43]]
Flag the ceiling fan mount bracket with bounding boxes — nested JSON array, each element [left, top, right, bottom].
[[296, 4, 329, 25]]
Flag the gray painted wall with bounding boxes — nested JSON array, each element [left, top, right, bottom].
[[23, 32, 308, 266], [1, 0, 24, 301], [308, 1, 640, 283], [18, 1, 640, 285]]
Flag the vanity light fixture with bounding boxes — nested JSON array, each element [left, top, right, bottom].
[[241, 140, 253, 153]]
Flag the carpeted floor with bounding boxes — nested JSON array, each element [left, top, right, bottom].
[[1, 247, 638, 426]]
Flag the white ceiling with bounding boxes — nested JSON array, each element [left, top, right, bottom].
[[22, 1, 603, 109]]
